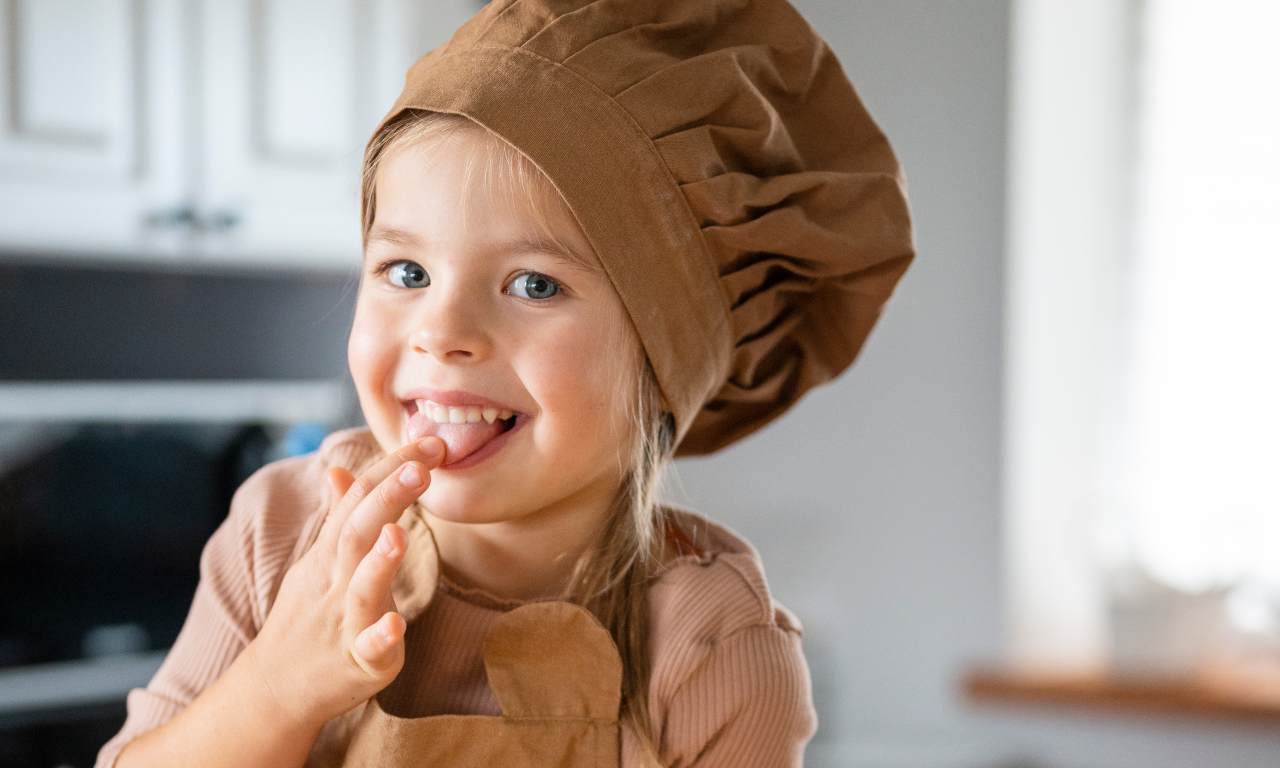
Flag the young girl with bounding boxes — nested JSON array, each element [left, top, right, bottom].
[[97, 1, 914, 766]]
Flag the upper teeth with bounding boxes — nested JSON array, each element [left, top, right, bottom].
[[415, 399, 514, 425]]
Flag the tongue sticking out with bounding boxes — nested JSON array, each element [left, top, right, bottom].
[[407, 409, 511, 465]]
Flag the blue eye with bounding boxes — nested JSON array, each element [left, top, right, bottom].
[[508, 271, 560, 301], [374, 259, 429, 289]]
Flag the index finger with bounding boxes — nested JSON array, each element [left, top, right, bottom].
[[315, 436, 446, 560]]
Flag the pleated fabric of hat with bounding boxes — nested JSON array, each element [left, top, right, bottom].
[[362, 0, 917, 456]]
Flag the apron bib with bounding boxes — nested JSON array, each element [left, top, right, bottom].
[[341, 600, 621, 767], [295, 502, 623, 767]]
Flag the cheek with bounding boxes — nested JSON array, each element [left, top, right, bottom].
[[522, 323, 630, 435], [347, 312, 397, 386], [347, 327, 379, 380]]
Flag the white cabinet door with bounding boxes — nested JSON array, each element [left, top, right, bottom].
[[198, 0, 365, 270], [197, 0, 480, 271], [0, 0, 192, 260], [0, 0, 481, 271]]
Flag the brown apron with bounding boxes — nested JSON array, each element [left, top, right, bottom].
[[342, 600, 622, 767], [298, 502, 624, 768]]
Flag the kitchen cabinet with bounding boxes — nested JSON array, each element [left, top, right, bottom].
[[0, 0, 479, 272]]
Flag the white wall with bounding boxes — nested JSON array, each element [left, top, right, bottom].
[[663, 2, 1280, 766]]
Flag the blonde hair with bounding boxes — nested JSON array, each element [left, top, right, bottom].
[[359, 109, 679, 765]]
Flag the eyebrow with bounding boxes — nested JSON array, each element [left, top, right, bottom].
[[366, 225, 599, 276]]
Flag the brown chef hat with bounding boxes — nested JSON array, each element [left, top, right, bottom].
[[363, 0, 917, 457]]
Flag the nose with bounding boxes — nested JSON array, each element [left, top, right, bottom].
[[409, 280, 493, 363]]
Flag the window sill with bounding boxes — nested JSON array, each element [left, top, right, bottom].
[[961, 660, 1280, 727]]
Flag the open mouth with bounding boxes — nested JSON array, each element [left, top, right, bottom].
[[401, 399, 524, 466]]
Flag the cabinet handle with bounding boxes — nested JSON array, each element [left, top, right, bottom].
[[142, 203, 199, 230], [200, 209, 241, 233], [141, 205, 241, 233]]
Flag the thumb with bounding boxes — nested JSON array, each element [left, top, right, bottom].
[[350, 611, 406, 679]]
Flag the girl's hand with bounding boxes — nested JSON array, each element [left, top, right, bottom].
[[243, 436, 447, 730]]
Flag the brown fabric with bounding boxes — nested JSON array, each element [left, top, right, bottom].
[[343, 603, 622, 767], [362, 0, 917, 456]]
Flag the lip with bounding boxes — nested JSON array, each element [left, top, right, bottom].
[[399, 386, 526, 415]]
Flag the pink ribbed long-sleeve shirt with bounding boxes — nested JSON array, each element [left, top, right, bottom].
[[95, 427, 817, 767]]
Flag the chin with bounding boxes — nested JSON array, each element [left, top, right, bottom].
[[419, 486, 522, 525]]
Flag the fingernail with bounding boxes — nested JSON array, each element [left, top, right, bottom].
[[417, 437, 444, 460], [376, 528, 395, 556], [398, 463, 422, 488]]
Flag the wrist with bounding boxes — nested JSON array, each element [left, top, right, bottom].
[[238, 638, 327, 736]]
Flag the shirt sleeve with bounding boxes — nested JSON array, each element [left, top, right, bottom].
[[658, 623, 819, 768], [93, 461, 286, 768]]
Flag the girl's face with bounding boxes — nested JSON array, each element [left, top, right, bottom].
[[349, 133, 637, 525]]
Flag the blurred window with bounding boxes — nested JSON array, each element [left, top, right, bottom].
[[1099, 0, 1280, 633]]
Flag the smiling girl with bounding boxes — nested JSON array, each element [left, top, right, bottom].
[[97, 1, 914, 766]]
